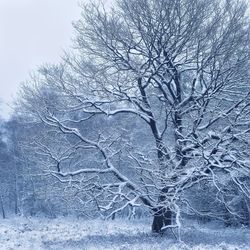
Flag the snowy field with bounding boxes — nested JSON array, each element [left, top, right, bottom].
[[0, 217, 249, 250]]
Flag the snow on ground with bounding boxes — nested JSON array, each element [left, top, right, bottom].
[[0, 216, 249, 250]]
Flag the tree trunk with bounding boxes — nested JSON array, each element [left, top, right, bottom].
[[152, 206, 172, 233], [0, 195, 6, 219], [14, 173, 19, 215]]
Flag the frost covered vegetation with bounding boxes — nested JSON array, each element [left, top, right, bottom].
[[0, 0, 250, 248], [0, 217, 249, 249]]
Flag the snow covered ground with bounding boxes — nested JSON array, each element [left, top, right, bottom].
[[0, 216, 249, 249]]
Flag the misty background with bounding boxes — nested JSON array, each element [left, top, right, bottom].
[[0, 0, 81, 118]]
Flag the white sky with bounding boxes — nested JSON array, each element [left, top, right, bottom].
[[0, 0, 82, 118]]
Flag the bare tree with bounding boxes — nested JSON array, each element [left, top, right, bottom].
[[18, 0, 250, 234]]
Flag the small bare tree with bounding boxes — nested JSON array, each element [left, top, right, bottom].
[[18, 0, 250, 234]]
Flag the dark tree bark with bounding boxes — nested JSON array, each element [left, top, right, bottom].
[[152, 187, 173, 233], [0, 195, 6, 219], [152, 206, 172, 233]]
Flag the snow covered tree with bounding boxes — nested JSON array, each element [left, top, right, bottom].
[[18, 0, 250, 233]]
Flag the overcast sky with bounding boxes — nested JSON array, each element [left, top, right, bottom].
[[0, 0, 83, 118]]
